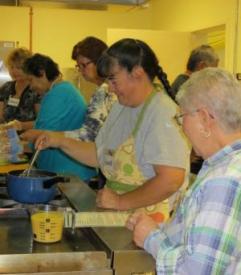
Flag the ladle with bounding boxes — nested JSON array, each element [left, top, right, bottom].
[[21, 148, 41, 177]]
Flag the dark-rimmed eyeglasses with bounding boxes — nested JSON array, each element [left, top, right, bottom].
[[75, 61, 93, 70]]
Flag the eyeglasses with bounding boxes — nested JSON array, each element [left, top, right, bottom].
[[75, 61, 93, 70], [174, 110, 200, 126]]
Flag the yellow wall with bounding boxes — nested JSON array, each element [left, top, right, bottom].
[[0, 4, 153, 68], [236, 0, 241, 73], [31, 5, 154, 68], [151, 0, 234, 32], [107, 28, 191, 82], [1, 1, 240, 75], [151, 0, 238, 73], [0, 6, 30, 48], [0, 3, 155, 101]]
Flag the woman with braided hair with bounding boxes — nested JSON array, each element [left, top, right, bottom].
[[35, 38, 190, 220]]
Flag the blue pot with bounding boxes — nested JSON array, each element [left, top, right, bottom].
[[7, 169, 63, 204]]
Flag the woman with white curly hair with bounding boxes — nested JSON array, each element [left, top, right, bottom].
[[127, 67, 241, 274]]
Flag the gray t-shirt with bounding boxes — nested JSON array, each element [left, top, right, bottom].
[[96, 90, 190, 180]]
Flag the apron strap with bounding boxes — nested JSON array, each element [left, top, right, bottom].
[[132, 90, 157, 137], [106, 179, 138, 192]]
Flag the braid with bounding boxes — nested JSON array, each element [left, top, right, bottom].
[[156, 66, 176, 102]]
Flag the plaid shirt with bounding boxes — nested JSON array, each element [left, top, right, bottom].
[[144, 140, 241, 274]]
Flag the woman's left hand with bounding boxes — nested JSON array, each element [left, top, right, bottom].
[[96, 187, 120, 210]]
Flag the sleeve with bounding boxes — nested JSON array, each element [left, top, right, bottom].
[[0, 82, 11, 101], [144, 178, 241, 274], [77, 89, 107, 142], [95, 103, 121, 157], [35, 87, 86, 131], [76, 85, 116, 142], [142, 96, 190, 169], [64, 129, 81, 140]]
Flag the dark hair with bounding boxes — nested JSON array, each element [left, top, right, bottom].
[[23, 53, 60, 81], [71, 36, 107, 64], [96, 38, 174, 100], [187, 44, 219, 72]]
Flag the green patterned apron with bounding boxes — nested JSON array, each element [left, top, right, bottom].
[[101, 90, 169, 222]]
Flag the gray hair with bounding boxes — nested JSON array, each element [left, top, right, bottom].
[[187, 45, 219, 72], [177, 67, 241, 132]]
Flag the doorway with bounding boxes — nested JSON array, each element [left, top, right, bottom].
[[190, 24, 225, 68]]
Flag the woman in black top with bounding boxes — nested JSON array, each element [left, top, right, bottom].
[[0, 48, 40, 130]]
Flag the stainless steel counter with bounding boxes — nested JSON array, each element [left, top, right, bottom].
[[0, 177, 155, 274], [0, 218, 97, 254], [0, 214, 111, 274], [59, 178, 156, 275]]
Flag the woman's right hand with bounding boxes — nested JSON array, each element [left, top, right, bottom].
[[35, 131, 63, 150], [126, 211, 158, 248]]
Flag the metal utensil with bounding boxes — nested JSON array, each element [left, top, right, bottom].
[[21, 149, 41, 177]]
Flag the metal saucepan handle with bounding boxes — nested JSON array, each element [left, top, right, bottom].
[[43, 176, 70, 189]]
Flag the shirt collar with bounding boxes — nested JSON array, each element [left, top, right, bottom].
[[201, 139, 241, 172]]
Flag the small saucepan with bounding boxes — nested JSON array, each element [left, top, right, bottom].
[[7, 169, 68, 204]]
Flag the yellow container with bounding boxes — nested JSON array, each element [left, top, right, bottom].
[[31, 205, 64, 243]]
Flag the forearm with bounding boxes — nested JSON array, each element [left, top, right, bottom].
[[58, 138, 99, 168], [145, 180, 240, 274], [21, 129, 45, 142], [146, 227, 232, 275], [144, 220, 211, 274], [21, 121, 35, 131], [118, 178, 174, 210], [119, 167, 185, 210], [64, 114, 104, 142]]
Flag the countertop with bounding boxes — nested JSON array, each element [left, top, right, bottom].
[[60, 178, 156, 274], [0, 170, 155, 274], [0, 162, 28, 173]]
